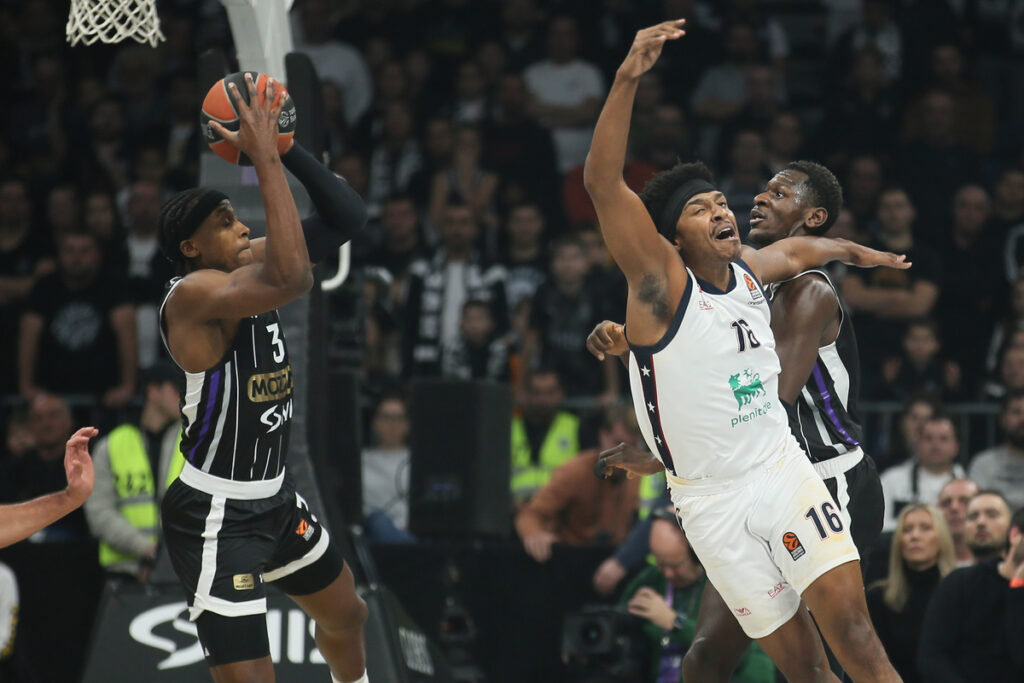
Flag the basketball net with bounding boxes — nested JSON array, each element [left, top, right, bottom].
[[66, 0, 165, 47]]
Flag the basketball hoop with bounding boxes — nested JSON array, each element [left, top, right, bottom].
[[66, 0, 165, 47]]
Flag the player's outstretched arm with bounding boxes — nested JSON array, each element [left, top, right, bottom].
[[0, 427, 96, 549], [250, 142, 368, 265], [583, 20, 686, 287], [743, 236, 910, 285], [770, 274, 840, 404]]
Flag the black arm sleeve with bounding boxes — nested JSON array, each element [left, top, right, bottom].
[[917, 571, 969, 683], [281, 143, 367, 263]]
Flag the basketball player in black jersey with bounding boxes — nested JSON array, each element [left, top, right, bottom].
[[157, 74, 369, 683], [589, 161, 885, 681]]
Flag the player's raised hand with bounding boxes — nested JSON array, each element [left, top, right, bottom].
[[207, 73, 285, 164], [586, 320, 628, 361], [64, 426, 98, 507], [596, 442, 665, 479], [617, 19, 685, 81], [842, 243, 912, 270]]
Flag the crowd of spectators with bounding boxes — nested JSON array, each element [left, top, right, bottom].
[[2, 0, 1024, 680]]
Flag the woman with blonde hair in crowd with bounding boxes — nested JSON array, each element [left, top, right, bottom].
[[866, 504, 956, 682]]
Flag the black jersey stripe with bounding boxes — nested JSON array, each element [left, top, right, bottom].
[[633, 351, 677, 476]]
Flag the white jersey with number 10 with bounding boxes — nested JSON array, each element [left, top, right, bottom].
[[627, 259, 791, 485]]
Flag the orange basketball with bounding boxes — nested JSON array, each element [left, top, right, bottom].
[[200, 71, 297, 165]]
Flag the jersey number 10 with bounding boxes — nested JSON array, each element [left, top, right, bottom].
[[731, 319, 761, 353]]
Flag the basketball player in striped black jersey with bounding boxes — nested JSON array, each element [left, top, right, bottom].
[[584, 21, 904, 682], [591, 161, 886, 680], [157, 74, 370, 683]]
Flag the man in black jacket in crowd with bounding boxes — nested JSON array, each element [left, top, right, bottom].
[[918, 495, 1024, 682]]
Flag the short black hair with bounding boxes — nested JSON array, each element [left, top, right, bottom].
[[785, 160, 843, 234], [923, 411, 959, 442], [638, 161, 716, 241], [971, 489, 1010, 510]]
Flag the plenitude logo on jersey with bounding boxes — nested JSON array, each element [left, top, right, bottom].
[[248, 364, 293, 403], [728, 368, 773, 428]]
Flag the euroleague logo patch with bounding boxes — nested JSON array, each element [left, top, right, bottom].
[[295, 519, 314, 541], [783, 532, 806, 560], [744, 274, 763, 302]]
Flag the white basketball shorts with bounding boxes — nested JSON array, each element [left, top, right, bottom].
[[668, 438, 860, 639]]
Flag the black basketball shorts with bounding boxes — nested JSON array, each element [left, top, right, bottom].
[[161, 474, 344, 663], [815, 451, 885, 562]]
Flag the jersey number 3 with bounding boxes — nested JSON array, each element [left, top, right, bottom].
[[731, 319, 761, 353], [267, 323, 285, 363]]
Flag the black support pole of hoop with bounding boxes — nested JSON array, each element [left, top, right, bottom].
[[197, 49, 230, 108]]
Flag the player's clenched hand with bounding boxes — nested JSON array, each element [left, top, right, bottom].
[[597, 442, 665, 479], [616, 19, 686, 81], [64, 427, 98, 507], [522, 530, 558, 563], [207, 73, 285, 165], [842, 243, 912, 270], [586, 320, 627, 361], [627, 587, 677, 630]]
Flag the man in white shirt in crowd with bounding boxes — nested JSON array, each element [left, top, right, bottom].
[[523, 15, 604, 173], [880, 413, 966, 531], [938, 477, 980, 566], [969, 388, 1024, 511]]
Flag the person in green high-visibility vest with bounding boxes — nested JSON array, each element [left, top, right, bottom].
[[510, 368, 581, 508], [84, 363, 185, 579]]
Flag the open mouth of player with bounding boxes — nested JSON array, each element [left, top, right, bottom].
[[713, 224, 738, 241], [749, 209, 765, 226]]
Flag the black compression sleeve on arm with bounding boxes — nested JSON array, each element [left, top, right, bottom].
[[281, 143, 367, 263]]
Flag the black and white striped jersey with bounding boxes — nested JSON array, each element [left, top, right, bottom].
[[159, 278, 293, 482], [768, 269, 864, 464]]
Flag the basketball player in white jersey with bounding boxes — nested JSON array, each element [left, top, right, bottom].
[[583, 21, 903, 681], [590, 160, 886, 680], [158, 75, 369, 683]]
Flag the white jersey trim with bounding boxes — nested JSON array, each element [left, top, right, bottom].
[[263, 530, 330, 583], [187, 495, 267, 621], [812, 449, 864, 480], [180, 462, 285, 500]]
